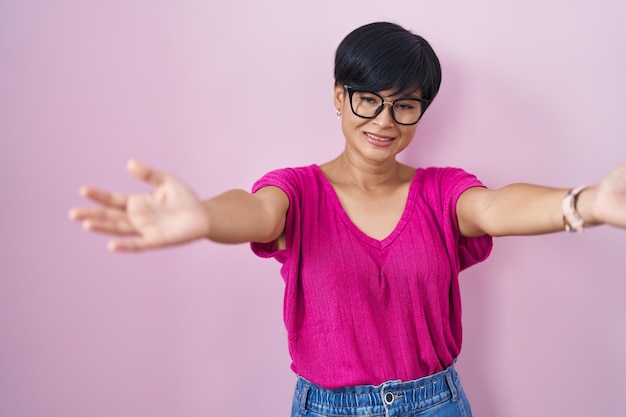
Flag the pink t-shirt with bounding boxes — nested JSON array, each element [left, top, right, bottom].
[[251, 165, 492, 389]]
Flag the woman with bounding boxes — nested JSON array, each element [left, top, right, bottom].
[[69, 22, 626, 417]]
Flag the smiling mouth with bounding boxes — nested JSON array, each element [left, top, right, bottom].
[[365, 132, 395, 142]]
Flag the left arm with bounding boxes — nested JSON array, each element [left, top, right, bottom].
[[457, 162, 626, 238]]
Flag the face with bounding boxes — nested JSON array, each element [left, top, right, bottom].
[[333, 84, 421, 165]]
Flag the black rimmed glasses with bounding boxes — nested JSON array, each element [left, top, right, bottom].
[[344, 85, 431, 126]]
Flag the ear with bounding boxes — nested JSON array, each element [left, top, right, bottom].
[[333, 83, 345, 113]]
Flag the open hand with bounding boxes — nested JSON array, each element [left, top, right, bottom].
[[69, 160, 209, 251]]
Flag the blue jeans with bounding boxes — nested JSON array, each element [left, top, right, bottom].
[[291, 365, 472, 417]]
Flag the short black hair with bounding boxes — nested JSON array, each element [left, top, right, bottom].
[[334, 22, 442, 101]]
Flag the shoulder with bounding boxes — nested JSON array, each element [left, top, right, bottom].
[[412, 167, 488, 209], [252, 165, 320, 193], [415, 166, 486, 189]]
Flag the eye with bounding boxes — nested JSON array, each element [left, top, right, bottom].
[[354, 92, 381, 106], [394, 100, 421, 112]]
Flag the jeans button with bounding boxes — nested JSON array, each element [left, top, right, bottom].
[[384, 392, 394, 404]]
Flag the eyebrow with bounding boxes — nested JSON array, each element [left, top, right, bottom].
[[349, 85, 424, 100], [380, 90, 424, 100]]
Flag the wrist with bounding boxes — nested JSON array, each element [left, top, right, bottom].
[[575, 186, 601, 226], [564, 186, 600, 233], [200, 199, 214, 240]]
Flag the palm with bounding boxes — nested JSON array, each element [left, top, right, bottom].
[[125, 178, 206, 246], [69, 160, 208, 251]]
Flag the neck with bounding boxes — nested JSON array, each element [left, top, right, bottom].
[[323, 152, 409, 189]]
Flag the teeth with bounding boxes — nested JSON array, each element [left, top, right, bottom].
[[367, 133, 394, 142]]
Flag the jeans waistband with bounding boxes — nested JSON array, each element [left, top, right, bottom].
[[294, 365, 461, 415]]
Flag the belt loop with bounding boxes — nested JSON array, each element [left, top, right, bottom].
[[445, 369, 459, 402], [299, 383, 310, 414]]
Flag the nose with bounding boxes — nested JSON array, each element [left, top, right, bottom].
[[375, 102, 396, 126]]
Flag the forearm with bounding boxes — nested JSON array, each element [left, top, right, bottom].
[[203, 188, 285, 244], [483, 184, 568, 236], [461, 183, 602, 237]]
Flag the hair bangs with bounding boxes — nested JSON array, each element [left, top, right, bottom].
[[334, 22, 441, 101]]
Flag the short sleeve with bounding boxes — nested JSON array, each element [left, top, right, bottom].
[[433, 168, 493, 270], [249, 167, 301, 262]]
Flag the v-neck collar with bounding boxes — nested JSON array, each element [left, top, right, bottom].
[[311, 164, 418, 250]]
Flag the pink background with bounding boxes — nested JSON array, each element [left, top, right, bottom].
[[1, 1, 625, 416]]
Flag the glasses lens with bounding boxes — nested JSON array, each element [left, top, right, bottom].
[[350, 91, 383, 118], [392, 99, 424, 125]]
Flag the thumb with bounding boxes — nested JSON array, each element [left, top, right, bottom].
[[127, 159, 167, 186]]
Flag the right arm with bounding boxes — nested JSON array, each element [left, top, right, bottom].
[[201, 186, 288, 244], [68, 159, 289, 251]]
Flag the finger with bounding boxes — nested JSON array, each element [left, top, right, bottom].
[[69, 206, 125, 222], [82, 217, 137, 236], [79, 186, 128, 209], [127, 159, 167, 186], [107, 237, 155, 252], [68, 207, 85, 221]]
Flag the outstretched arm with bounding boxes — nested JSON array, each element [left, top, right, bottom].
[[457, 162, 626, 237], [68, 159, 288, 251]]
